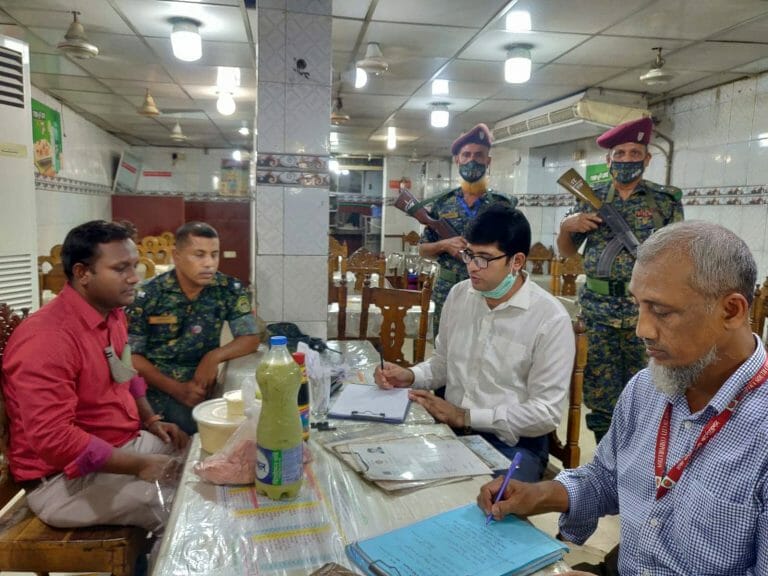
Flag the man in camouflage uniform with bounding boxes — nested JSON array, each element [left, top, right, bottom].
[[557, 117, 684, 442], [419, 123, 516, 337], [126, 222, 260, 435]]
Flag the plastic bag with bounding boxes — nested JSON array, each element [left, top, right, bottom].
[[193, 406, 259, 485]]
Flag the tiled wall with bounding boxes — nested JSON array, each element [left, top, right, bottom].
[[32, 87, 124, 252], [495, 71, 768, 281], [255, 0, 331, 339]]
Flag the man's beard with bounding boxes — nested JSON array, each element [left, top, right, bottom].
[[649, 345, 718, 397]]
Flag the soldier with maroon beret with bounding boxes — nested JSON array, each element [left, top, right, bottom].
[[419, 123, 516, 338], [557, 116, 684, 442]]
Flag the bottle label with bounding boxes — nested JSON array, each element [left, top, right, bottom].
[[256, 444, 303, 485], [299, 403, 310, 440]]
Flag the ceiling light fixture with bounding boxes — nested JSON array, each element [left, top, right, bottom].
[[330, 131, 339, 145], [138, 88, 160, 116], [170, 17, 202, 62], [331, 96, 350, 125], [238, 123, 250, 136], [232, 150, 242, 162], [356, 42, 389, 75], [355, 67, 368, 89], [505, 10, 532, 32], [217, 92, 236, 116], [387, 126, 397, 150], [430, 103, 450, 128], [57, 11, 99, 59], [170, 121, 187, 142], [432, 79, 449, 96], [639, 47, 675, 86], [504, 45, 532, 84]]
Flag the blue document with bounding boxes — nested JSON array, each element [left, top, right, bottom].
[[346, 503, 568, 576]]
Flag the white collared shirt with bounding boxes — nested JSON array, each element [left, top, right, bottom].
[[410, 274, 575, 445]]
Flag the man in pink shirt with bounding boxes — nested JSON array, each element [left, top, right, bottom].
[[2, 220, 188, 532]]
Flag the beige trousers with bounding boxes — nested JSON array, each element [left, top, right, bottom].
[[25, 431, 177, 532]]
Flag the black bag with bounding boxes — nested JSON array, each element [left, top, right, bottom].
[[265, 322, 331, 353]]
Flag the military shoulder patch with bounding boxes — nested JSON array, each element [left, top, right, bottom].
[[644, 180, 683, 201], [235, 294, 251, 314]]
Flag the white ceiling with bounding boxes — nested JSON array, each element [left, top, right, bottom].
[[2, 0, 768, 156]]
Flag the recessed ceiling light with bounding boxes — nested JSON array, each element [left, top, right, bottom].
[[505, 10, 531, 32]]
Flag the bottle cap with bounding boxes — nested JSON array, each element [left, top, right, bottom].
[[270, 335, 288, 346], [292, 352, 305, 364]]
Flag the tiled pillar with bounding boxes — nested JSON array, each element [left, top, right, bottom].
[[255, 0, 331, 338]]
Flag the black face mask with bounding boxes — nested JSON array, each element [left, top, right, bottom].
[[459, 160, 487, 183], [610, 160, 644, 184]]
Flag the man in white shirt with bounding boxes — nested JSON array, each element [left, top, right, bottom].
[[375, 204, 575, 481]]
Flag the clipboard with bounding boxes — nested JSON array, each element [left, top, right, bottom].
[[346, 503, 568, 576], [328, 384, 410, 424]]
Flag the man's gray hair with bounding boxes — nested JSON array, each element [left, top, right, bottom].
[[636, 220, 756, 306]]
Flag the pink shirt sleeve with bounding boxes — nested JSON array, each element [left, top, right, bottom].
[[129, 375, 147, 398], [65, 436, 114, 477]]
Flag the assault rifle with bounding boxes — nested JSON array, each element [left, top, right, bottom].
[[557, 168, 640, 276], [393, 188, 458, 240]]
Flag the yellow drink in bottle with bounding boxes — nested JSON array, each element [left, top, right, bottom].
[[255, 336, 303, 500]]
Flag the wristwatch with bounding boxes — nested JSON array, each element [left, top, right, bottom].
[[460, 408, 472, 435]]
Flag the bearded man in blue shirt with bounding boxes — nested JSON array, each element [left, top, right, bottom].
[[479, 220, 767, 576]]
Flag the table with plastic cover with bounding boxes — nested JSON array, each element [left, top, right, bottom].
[[151, 340, 573, 576]]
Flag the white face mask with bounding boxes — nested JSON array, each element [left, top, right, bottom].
[[479, 270, 517, 299], [104, 344, 137, 383]]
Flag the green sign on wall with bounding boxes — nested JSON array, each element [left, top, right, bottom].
[[585, 163, 611, 186], [31, 99, 63, 177]]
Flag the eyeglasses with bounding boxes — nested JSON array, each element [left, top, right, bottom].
[[459, 249, 508, 269]]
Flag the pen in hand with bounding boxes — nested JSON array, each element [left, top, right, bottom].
[[486, 451, 523, 526]]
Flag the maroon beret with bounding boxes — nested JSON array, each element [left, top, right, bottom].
[[451, 123, 492, 156], [596, 116, 654, 149]]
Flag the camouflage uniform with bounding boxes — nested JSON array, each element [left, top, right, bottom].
[[126, 270, 258, 434], [567, 179, 684, 441], [421, 188, 516, 336]]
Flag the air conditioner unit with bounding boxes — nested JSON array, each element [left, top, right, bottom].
[[493, 90, 649, 148]]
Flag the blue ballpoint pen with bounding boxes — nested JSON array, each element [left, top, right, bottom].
[[485, 451, 523, 526]]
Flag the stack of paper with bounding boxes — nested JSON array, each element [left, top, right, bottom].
[[328, 384, 410, 423], [346, 503, 569, 576], [327, 431, 492, 492]]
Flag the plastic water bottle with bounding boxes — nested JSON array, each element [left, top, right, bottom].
[[292, 352, 310, 441], [255, 336, 303, 500]]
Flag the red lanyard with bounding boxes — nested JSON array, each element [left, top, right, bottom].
[[654, 356, 768, 500]]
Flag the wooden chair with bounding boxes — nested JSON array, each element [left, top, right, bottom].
[[527, 242, 554, 275], [359, 275, 433, 366], [328, 279, 348, 339], [552, 254, 584, 297], [0, 303, 150, 576], [750, 277, 768, 341], [347, 248, 386, 292], [37, 258, 67, 305], [548, 315, 587, 470], [137, 256, 156, 281], [328, 237, 348, 302], [138, 235, 172, 265]]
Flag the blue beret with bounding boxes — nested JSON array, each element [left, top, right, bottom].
[[451, 123, 492, 156], [596, 117, 653, 149]]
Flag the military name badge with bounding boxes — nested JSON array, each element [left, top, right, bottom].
[[236, 294, 251, 314], [441, 211, 459, 219], [148, 315, 178, 325]]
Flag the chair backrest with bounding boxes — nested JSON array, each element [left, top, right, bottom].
[[139, 235, 173, 265], [750, 277, 768, 341], [0, 304, 28, 507], [328, 237, 349, 301], [552, 254, 584, 297], [37, 256, 68, 304], [359, 275, 432, 366], [347, 248, 386, 291], [548, 315, 587, 469], [402, 231, 420, 250], [527, 242, 554, 275], [327, 279, 348, 339]]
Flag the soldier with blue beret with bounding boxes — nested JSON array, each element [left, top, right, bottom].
[[557, 116, 684, 442], [126, 222, 261, 435], [419, 123, 516, 337]]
